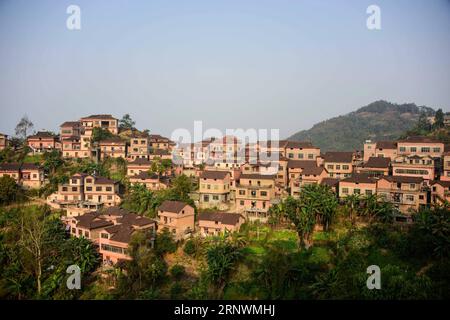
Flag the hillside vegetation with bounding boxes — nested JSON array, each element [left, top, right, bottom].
[[289, 100, 436, 151]]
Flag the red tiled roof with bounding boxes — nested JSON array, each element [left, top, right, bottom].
[[364, 157, 391, 168]]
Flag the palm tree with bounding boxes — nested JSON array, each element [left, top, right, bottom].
[[344, 194, 361, 225]]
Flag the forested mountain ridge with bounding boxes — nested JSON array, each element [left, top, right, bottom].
[[288, 100, 436, 151]]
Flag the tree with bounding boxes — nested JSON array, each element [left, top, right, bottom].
[[155, 228, 177, 256], [434, 109, 444, 129], [344, 194, 361, 226], [43, 150, 64, 175], [205, 239, 241, 297], [15, 115, 34, 140], [119, 114, 135, 131], [0, 176, 23, 205], [285, 197, 316, 249], [299, 184, 338, 231], [91, 127, 113, 143]]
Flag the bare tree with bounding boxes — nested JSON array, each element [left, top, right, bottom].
[[15, 115, 34, 140]]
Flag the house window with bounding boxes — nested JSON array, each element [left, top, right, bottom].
[[421, 147, 430, 153], [106, 187, 112, 192], [365, 190, 373, 196], [86, 187, 92, 191], [399, 147, 406, 152], [342, 188, 349, 194], [354, 189, 361, 194], [308, 154, 314, 159], [336, 165, 341, 170], [406, 195, 414, 202], [240, 200, 244, 205], [260, 191, 267, 196], [433, 147, 440, 153], [410, 184, 416, 189], [239, 190, 245, 195], [342, 165, 349, 170], [86, 179, 92, 183], [288, 153, 294, 158], [96, 186, 102, 192], [410, 147, 417, 152], [327, 165, 333, 170], [213, 195, 219, 200], [298, 154, 304, 159]]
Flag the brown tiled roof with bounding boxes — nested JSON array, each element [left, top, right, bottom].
[[0, 163, 21, 171], [117, 213, 155, 227], [239, 173, 276, 180], [28, 131, 56, 139], [81, 114, 116, 120], [341, 173, 376, 184], [21, 163, 41, 171], [100, 206, 130, 217], [75, 213, 114, 229], [287, 160, 317, 169], [109, 226, 135, 243], [92, 176, 118, 185], [129, 158, 152, 165], [321, 177, 340, 188], [379, 176, 424, 184], [131, 171, 159, 180], [323, 152, 353, 163], [149, 134, 172, 142], [364, 157, 391, 168], [300, 166, 325, 176], [398, 136, 442, 143], [60, 121, 81, 127], [200, 170, 230, 180], [375, 141, 397, 149], [198, 212, 244, 226], [158, 200, 190, 213], [430, 180, 450, 188]]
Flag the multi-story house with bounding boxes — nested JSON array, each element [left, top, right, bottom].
[[149, 149, 172, 160], [441, 151, 450, 181], [356, 157, 391, 177], [126, 158, 152, 176], [0, 163, 44, 189], [0, 133, 9, 150], [129, 171, 169, 190], [27, 131, 60, 153], [157, 200, 195, 240], [198, 170, 231, 209], [338, 174, 377, 198], [149, 134, 174, 151], [61, 136, 89, 158], [98, 138, 127, 160], [198, 212, 245, 237], [235, 173, 276, 221], [47, 173, 121, 209], [80, 114, 119, 135], [0, 163, 21, 181], [282, 140, 321, 160], [323, 152, 354, 179], [363, 140, 397, 162], [430, 180, 450, 204], [290, 165, 328, 197], [60, 121, 82, 139], [68, 206, 156, 264], [376, 176, 427, 213], [128, 133, 150, 160], [84, 175, 121, 206], [391, 154, 436, 181], [397, 136, 444, 158]]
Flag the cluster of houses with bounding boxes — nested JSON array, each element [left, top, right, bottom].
[[1, 113, 450, 264]]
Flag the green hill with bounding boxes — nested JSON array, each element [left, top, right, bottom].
[[288, 100, 436, 152]]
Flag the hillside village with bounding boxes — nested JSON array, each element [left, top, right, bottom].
[[0, 111, 449, 299], [1, 113, 450, 264]]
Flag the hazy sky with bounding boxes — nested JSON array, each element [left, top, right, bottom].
[[1, 0, 449, 139]]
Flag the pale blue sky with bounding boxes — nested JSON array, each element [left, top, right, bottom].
[[0, 0, 449, 138]]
